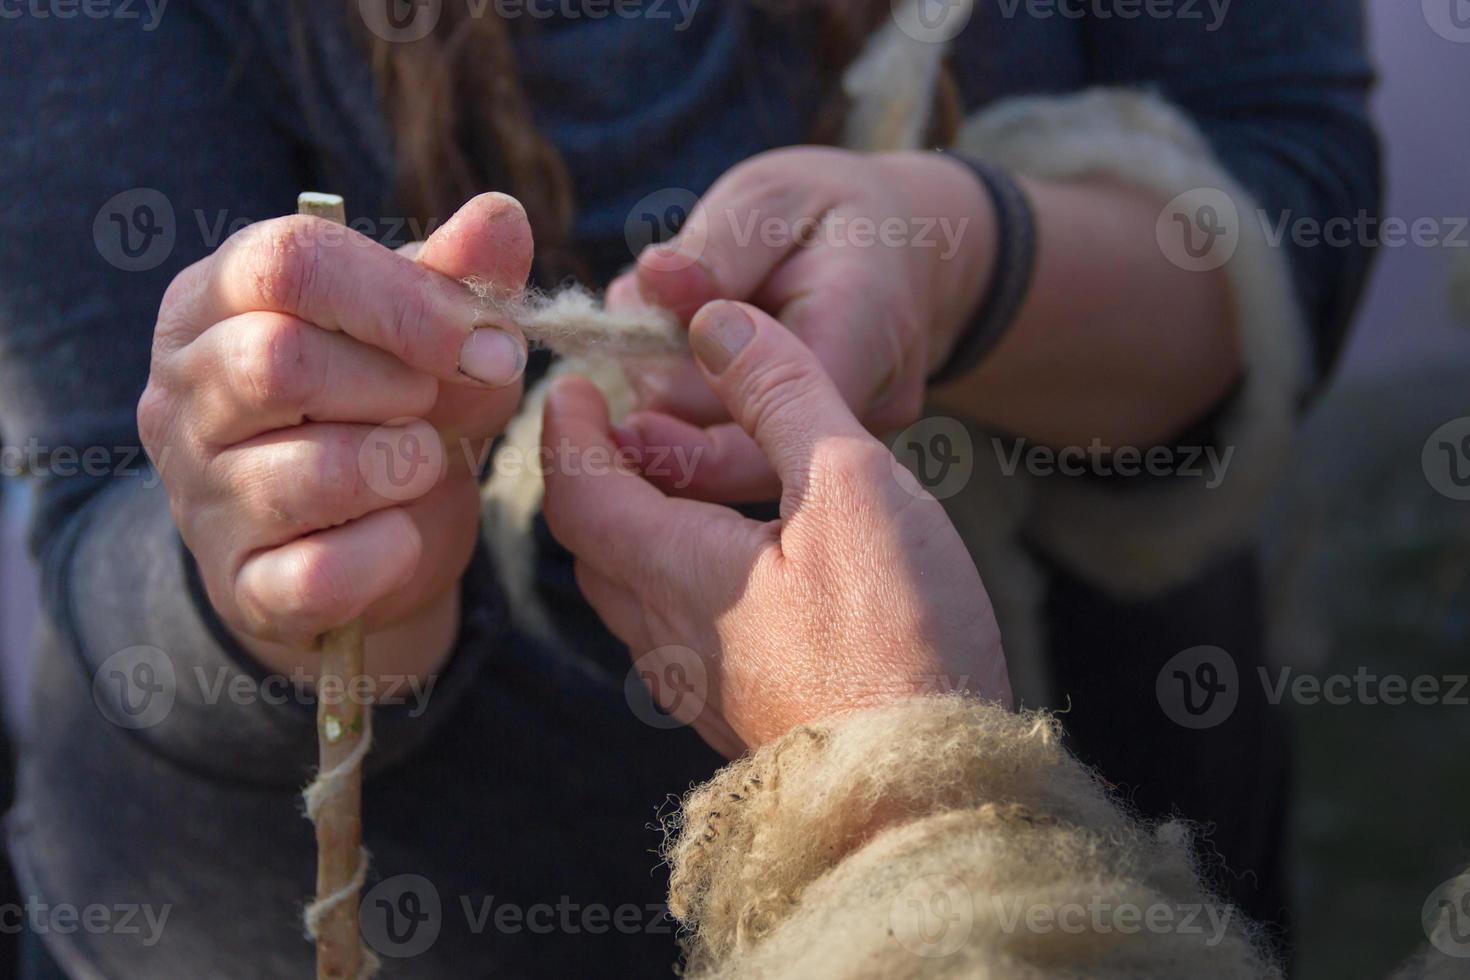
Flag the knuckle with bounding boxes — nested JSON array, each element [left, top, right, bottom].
[[154, 260, 208, 348], [135, 382, 175, 454], [199, 570, 254, 639], [244, 433, 358, 533], [316, 430, 362, 501], [385, 277, 434, 359], [292, 432, 361, 522], [380, 509, 424, 572], [240, 217, 325, 314], [737, 358, 817, 438], [231, 317, 316, 412], [275, 546, 352, 634], [157, 264, 199, 317]]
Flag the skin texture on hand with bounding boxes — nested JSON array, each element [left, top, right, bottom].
[[138, 193, 534, 682], [541, 299, 1011, 757], [607, 148, 997, 503], [610, 148, 1242, 507]]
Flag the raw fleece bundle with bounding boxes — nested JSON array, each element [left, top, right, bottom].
[[664, 697, 1279, 979]]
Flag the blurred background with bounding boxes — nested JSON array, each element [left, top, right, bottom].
[[1259, 3, 1470, 976], [0, 1, 1466, 977]]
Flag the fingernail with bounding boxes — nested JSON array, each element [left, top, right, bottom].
[[690, 303, 753, 375], [459, 328, 525, 387]]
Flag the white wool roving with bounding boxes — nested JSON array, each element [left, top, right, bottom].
[[466, 280, 687, 358], [471, 281, 688, 645], [474, 281, 682, 643]]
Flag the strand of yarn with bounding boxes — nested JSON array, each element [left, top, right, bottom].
[[464, 279, 688, 357], [302, 709, 374, 823], [302, 706, 379, 978]]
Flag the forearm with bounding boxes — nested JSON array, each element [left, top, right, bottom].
[[933, 175, 1242, 448]]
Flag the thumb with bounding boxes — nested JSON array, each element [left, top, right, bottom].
[[414, 191, 534, 292], [415, 193, 533, 387], [688, 300, 871, 508]]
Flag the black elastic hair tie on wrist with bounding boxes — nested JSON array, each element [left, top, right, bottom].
[[927, 156, 1038, 386]]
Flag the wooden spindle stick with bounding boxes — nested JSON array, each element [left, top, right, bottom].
[[296, 192, 377, 980]]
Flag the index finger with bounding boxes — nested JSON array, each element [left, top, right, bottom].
[[540, 374, 755, 588], [156, 196, 532, 385]]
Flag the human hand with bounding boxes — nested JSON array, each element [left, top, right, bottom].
[[607, 147, 995, 502], [541, 298, 1010, 756], [138, 193, 533, 670]]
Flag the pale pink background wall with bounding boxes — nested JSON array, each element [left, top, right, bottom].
[[1338, 0, 1470, 377]]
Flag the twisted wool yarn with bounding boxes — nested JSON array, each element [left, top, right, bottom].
[[468, 280, 687, 359]]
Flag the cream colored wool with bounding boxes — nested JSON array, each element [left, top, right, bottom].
[[467, 280, 686, 359], [665, 696, 1280, 979], [840, 0, 974, 152], [471, 283, 686, 641]]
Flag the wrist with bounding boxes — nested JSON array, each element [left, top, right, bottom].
[[870, 151, 998, 373], [926, 157, 1041, 386]]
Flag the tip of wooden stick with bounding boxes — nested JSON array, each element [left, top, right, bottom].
[[298, 192, 346, 223], [298, 191, 344, 208]]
